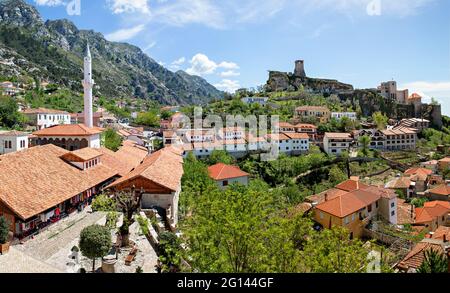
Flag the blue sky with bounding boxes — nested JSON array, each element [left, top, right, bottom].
[[30, 0, 450, 114]]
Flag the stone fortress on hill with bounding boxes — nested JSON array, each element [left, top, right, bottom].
[[265, 60, 442, 128], [266, 60, 355, 94]]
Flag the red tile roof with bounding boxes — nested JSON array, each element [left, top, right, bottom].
[[284, 133, 310, 140], [0, 145, 118, 220], [397, 239, 446, 271], [315, 189, 380, 218], [432, 226, 450, 241], [428, 184, 450, 196], [335, 179, 369, 192], [208, 163, 249, 181], [405, 168, 433, 177], [415, 201, 450, 224], [33, 124, 103, 137], [22, 108, 69, 115], [107, 147, 183, 192]]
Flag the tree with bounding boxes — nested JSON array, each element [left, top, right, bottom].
[[160, 110, 172, 120], [103, 128, 122, 151], [115, 188, 143, 247], [208, 150, 235, 165], [359, 135, 371, 157], [135, 111, 159, 127], [0, 95, 26, 128], [417, 249, 448, 273], [184, 184, 278, 272], [372, 112, 388, 130], [91, 194, 116, 212], [329, 165, 347, 185], [158, 232, 183, 273], [0, 216, 9, 244], [302, 227, 372, 273], [79, 225, 112, 272]]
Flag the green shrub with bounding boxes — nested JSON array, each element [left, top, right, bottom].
[[0, 216, 10, 244]]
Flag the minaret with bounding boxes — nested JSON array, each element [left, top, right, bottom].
[[82, 44, 94, 128]]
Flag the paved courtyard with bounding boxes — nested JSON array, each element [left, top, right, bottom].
[[1, 207, 158, 273]]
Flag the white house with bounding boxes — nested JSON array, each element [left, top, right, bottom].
[[285, 133, 310, 153], [331, 112, 357, 121], [241, 97, 269, 106], [0, 130, 29, 155], [22, 108, 71, 130], [323, 133, 354, 155], [208, 163, 250, 189]]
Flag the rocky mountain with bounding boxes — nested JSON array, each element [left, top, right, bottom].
[[0, 0, 224, 105]]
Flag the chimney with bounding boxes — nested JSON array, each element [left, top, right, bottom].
[[324, 193, 329, 202]]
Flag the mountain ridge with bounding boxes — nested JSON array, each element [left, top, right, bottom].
[[0, 0, 224, 105]]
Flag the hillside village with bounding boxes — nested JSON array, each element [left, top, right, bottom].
[[0, 36, 450, 274], [1, 48, 449, 273]]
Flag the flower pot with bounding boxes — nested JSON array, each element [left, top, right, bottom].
[[0, 242, 10, 255]]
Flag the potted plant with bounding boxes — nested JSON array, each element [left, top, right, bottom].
[[0, 216, 11, 255]]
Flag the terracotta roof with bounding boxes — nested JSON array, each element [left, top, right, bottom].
[[428, 184, 450, 196], [439, 157, 450, 163], [0, 145, 118, 220], [307, 188, 348, 204], [208, 163, 249, 181], [294, 123, 317, 129], [0, 130, 29, 137], [107, 147, 183, 192], [397, 199, 415, 225], [276, 122, 295, 128], [265, 133, 291, 141], [284, 132, 310, 140], [432, 226, 450, 241], [405, 168, 433, 177], [335, 179, 369, 192], [424, 201, 450, 209], [408, 93, 422, 100], [61, 148, 103, 162], [113, 143, 149, 172], [33, 124, 103, 137], [324, 132, 352, 139], [415, 201, 450, 224], [385, 177, 412, 189], [22, 108, 69, 115], [397, 239, 446, 271], [315, 189, 381, 218]]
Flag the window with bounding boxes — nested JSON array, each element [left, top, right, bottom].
[[376, 201, 379, 208], [223, 180, 229, 187], [391, 211, 395, 217], [8, 141, 11, 149], [351, 214, 355, 221], [344, 217, 349, 224], [368, 204, 372, 213], [320, 212, 324, 219], [391, 202, 395, 208]]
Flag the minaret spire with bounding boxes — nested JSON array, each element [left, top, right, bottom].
[[82, 42, 94, 128]]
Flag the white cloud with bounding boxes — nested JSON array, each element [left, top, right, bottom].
[[34, 0, 65, 6], [168, 57, 186, 71], [220, 70, 240, 77], [214, 79, 241, 93], [108, 0, 150, 15], [186, 53, 240, 77], [105, 24, 146, 42], [143, 41, 157, 52], [172, 57, 186, 66], [151, 0, 225, 29]]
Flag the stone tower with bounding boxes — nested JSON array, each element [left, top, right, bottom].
[[82, 44, 94, 128], [294, 60, 306, 78]]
